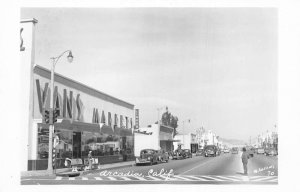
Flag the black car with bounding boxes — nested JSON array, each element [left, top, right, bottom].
[[204, 145, 218, 157], [172, 149, 185, 160], [182, 149, 192, 158]]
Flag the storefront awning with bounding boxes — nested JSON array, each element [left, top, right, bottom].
[[38, 119, 101, 133], [38, 120, 133, 136], [113, 127, 133, 136], [160, 139, 181, 142]]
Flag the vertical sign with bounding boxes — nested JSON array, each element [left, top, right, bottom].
[[135, 109, 139, 129]]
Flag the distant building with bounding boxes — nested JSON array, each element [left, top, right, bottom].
[[134, 124, 176, 156], [173, 133, 198, 153]]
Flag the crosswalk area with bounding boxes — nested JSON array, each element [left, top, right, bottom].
[[52, 175, 278, 182]]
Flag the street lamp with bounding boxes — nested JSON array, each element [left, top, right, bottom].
[[47, 50, 73, 173]]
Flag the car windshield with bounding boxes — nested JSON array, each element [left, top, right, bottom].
[[141, 150, 154, 154], [205, 146, 215, 150], [184, 149, 189, 152]]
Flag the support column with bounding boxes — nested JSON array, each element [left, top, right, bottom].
[[20, 18, 38, 171]]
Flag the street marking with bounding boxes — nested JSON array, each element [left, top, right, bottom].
[[173, 175, 192, 181], [184, 175, 211, 181], [118, 177, 132, 181], [268, 178, 278, 182], [132, 176, 147, 181], [251, 176, 277, 181], [242, 176, 249, 181], [146, 176, 163, 181], [201, 176, 224, 181], [215, 175, 240, 181], [159, 175, 177, 181], [180, 158, 214, 175], [22, 175, 278, 183]]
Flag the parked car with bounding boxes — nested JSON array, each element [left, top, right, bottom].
[[196, 149, 204, 156], [265, 148, 278, 156], [257, 148, 265, 155], [172, 149, 185, 160], [155, 149, 170, 162], [223, 148, 230, 153], [204, 145, 218, 157], [231, 147, 239, 154], [135, 149, 160, 165], [182, 149, 192, 158]]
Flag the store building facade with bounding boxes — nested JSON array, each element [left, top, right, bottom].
[[30, 66, 135, 170], [173, 133, 198, 153], [134, 124, 175, 156], [21, 19, 135, 171]]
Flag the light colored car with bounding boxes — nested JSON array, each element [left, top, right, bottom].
[[265, 148, 277, 156], [223, 148, 230, 153], [257, 148, 265, 155]]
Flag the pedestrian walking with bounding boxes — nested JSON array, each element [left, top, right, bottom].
[[88, 151, 93, 170], [241, 147, 250, 175]]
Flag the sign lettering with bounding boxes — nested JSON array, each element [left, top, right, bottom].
[[63, 89, 73, 118], [36, 79, 49, 113], [20, 28, 25, 51]]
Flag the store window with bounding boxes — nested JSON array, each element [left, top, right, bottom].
[[55, 129, 73, 159], [81, 132, 121, 157], [37, 127, 73, 159], [37, 126, 50, 159]]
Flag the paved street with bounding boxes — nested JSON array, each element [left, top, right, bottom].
[[21, 153, 278, 185]]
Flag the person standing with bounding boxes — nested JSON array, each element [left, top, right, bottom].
[[88, 151, 93, 170], [241, 147, 250, 175]]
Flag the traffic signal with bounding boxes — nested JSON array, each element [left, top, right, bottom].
[[53, 108, 60, 123], [43, 109, 50, 124]]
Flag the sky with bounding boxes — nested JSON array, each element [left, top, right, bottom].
[[21, 8, 277, 142]]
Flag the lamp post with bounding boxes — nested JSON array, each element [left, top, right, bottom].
[[47, 50, 73, 173]]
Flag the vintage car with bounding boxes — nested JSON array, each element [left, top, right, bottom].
[[182, 149, 193, 158], [265, 148, 278, 156], [196, 149, 204, 156], [172, 149, 185, 160], [204, 145, 218, 157], [135, 149, 160, 165], [155, 149, 170, 163], [223, 148, 230, 153], [257, 148, 265, 155]]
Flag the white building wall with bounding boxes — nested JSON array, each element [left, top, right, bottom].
[[173, 134, 193, 150], [20, 19, 38, 171], [134, 124, 160, 156]]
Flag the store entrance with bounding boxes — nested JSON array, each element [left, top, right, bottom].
[[73, 131, 81, 158]]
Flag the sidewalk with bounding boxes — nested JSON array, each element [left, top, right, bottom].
[[21, 160, 135, 178]]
